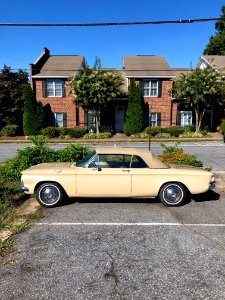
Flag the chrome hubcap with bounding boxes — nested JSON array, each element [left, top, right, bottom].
[[164, 185, 183, 204], [40, 186, 59, 204]]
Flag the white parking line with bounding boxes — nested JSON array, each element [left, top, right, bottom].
[[36, 222, 225, 227]]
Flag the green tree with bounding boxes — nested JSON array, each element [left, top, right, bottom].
[[172, 67, 225, 131], [203, 6, 225, 55], [0, 66, 28, 132], [70, 59, 124, 133], [123, 79, 144, 136], [23, 85, 45, 136]]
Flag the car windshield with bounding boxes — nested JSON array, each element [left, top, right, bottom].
[[76, 151, 96, 167]]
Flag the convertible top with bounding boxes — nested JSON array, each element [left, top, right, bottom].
[[95, 147, 168, 169]]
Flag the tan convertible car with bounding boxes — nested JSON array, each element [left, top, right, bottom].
[[21, 147, 215, 208]]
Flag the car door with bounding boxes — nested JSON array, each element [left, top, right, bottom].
[[76, 154, 132, 196], [130, 155, 156, 197]]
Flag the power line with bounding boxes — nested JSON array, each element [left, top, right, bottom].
[[0, 18, 219, 27]]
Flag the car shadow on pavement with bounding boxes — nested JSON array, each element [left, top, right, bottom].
[[63, 197, 160, 206], [191, 190, 221, 203]]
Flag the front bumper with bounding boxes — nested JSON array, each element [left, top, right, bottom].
[[21, 185, 29, 192]]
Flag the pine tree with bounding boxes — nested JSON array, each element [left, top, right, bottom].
[[123, 79, 144, 136], [23, 85, 45, 136]]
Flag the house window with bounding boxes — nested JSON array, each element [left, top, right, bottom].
[[47, 80, 63, 97], [53, 113, 67, 127], [143, 80, 158, 97], [180, 111, 192, 126], [150, 112, 161, 126]]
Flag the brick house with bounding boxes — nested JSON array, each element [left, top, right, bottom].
[[197, 55, 225, 130], [30, 48, 192, 132]]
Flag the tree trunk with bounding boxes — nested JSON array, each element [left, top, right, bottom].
[[94, 109, 100, 134]]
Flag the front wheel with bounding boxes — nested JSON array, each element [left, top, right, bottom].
[[36, 182, 64, 207], [159, 183, 186, 207]]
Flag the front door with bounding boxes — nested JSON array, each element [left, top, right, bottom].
[[115, 106, 125, 132], [76, 154, 131, 196]]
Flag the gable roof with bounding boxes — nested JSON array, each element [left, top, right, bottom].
[[123, 55, 174, 77], [32, 54, 84, 78], [200, 55, 225, 69]]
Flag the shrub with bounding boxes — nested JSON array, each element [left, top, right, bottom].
[[130, 132, 148, 138], [55, 144, 91, 162], [83, 132, 111, 139], [0, 124, 19, 136], [184, 125, 196, 133], [159, 143, 203, 167], [220, 120, 225, 133], [155, 133, 171, 138], [161, 127, 184, 137], [143, 126, 161, 136], [41, 127, 59, 138], [64, 128, 87, 138]]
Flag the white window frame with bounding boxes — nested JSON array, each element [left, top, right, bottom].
[[150, 112, 161, 126], [47, 79, 63, 97], [53, 113, 66, 127], [180, 111, 192, 126], [143, 80, 158, 97]]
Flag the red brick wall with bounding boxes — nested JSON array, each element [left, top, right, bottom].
[[34, 79, 85, 128], [142, 79, 174, 127]]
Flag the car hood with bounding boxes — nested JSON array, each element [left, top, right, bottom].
[[21, 162, 74, 174]]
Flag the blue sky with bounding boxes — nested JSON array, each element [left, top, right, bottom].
[[0, 0, 224, 72]]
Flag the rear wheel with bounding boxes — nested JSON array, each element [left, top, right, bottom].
[[36, 182, 64, 207], [159, 183, 186, 207]]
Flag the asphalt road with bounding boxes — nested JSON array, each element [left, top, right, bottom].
[[1, 193, 225, 300], [0, 141, 224, 171]]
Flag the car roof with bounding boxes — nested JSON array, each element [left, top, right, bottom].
[[95, 147, 168, 169]]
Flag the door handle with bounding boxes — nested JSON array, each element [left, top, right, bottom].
[[122, 169, 130, 173]]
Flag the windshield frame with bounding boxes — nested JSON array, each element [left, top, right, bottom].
[[75, 151, 96, 167]]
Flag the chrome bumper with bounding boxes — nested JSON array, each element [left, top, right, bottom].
[[21, 185, 29, 192], [208, 183, 215, 190]]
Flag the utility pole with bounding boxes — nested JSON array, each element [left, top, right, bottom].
[[148, 103, 151, 151]]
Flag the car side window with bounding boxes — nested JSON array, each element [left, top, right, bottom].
[[131, 155, 148, 168], [88, 154, 132, 168]]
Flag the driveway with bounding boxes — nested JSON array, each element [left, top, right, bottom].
[[1, 193, 225, 300]]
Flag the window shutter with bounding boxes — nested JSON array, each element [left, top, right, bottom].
[[63, 113, 67, 127], [42, 80, 47, 98], [158, 80, 162, 98], [157, 113, 161, 126], [62, 80, 66, 97], [176, 111, 181, 126]]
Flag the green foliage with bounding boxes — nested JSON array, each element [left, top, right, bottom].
[[0, 66, 28, 133], [23, 85, 45, 136], [184, 125, 196, 133], [55, 144, 90, 162], [172, 67, 225, 131], [83, 132, 111, 139], [159, 143, 203, 167], [161, 127, 184, 137], [0, 136, 90, 181], [143, 126, 161, 136], [220, 120, 225, 133], [70, 59, 124, 133], [203, 6, 225, 55], [41, 127, 87, 138], [124, 79, 144, 136], [41, 127, 59, 138], [0, 124, 19, 136]]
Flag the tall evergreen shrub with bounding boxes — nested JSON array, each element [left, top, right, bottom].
[[123, 79, 144, 136], [23, 85, 45, 136]]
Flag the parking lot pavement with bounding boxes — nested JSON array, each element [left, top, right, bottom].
[[1, 194, 225, 300]]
